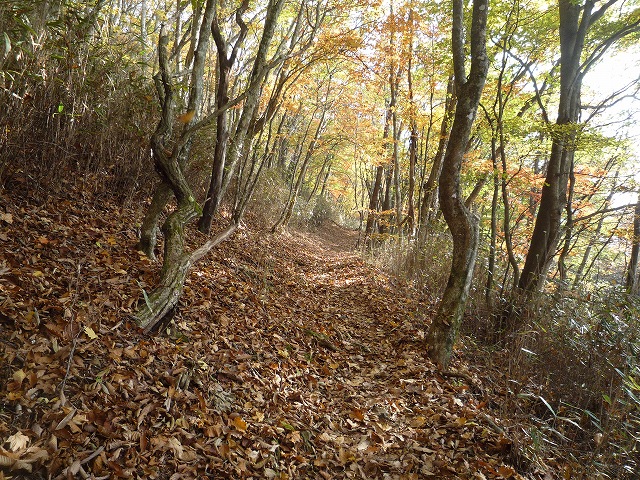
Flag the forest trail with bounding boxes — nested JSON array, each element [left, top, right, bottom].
[[1, 192, 523, 479]]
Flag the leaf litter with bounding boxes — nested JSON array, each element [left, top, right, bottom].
[[0, 190, 524, 479]]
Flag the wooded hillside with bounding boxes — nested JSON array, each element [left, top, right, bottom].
[[1, 0, 640, 478]]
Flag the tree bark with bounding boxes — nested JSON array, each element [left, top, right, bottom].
[[135, 26, 204, 330], [138, 0, 215, 257], [138, 182, 172, 259], [425, 0, 489, 369], [364, 94, 394, 244], [199, 0, 286, 232], [197, 0, 249, 233], [418, 75, 456, 233], [134, 10, 238, 332], [364, 165, 384, 242], [405, 8, 417, 237], [486, 136, 499, 308], [626, 194, 640, 294]]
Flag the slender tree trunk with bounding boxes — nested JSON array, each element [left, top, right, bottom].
[[626, 195, 640, 294], [518, 0, 617, 294], [199, 0, 286, 233], [380, 163, 393, 234], [392, 115, 402, 235], [365, 99, 393, 243], [486, 139, 499, 308], [405, 9, 417, 237], [319, 164, 331, 199], [571, 189, 616, 289], [307, 155, 331, 202], [364, 165, 384, 242], [425, 0, 489, 369], [558, 157, 576, 283], [198, 0, 249, 232], [419, 75, 456, 233], [500, 143, 520, 289]]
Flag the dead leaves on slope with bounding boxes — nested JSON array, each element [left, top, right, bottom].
[[1, 191, 524, 479]]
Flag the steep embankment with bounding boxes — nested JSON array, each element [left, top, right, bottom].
[[1, 190, 524, 479]]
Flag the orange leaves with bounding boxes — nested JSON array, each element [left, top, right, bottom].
[[350, 407, 365, 421], [176, 110, 196, 124], [231, 415, 248, 432]]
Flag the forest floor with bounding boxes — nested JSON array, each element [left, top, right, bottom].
[[1, 187, 539, 479]]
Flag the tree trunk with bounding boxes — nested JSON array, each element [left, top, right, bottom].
[[198, 0, 249, 233], [138, 182, 172, 259], [425, 0, 489, 369], [486, 138, 499, 308], [571, 186, 617, 289], [418, 75, 456, 233], [365, 95, 394, 244], [558, 157, 576, 283], [518, 0, 634, 294], [134, 8, 238, 332], [405, 9, 417, 237], [199, 0, 286, 232], [626, 195, 640, 294], [364, 165, 384, 242], [138, 0, 215, 257], [380, 163, 393, 234], [392, 113, 402, 235], [134, 25, 207, 330]]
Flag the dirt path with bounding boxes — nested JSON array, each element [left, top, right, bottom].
[[1, 201, 521, 479], [199, 223, 520, 478]]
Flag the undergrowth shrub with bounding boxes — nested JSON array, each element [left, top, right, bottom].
[[364, 226, 452, 303], [0, 3, 157, 201], [466, 287, 640, 478], [247, 168, 290, 227]]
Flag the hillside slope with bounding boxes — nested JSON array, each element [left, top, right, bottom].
[[1, 189, 526, 479]]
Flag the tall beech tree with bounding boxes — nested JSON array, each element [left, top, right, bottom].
[[519, 0, 640, 295], [425, 0, 489, 368]]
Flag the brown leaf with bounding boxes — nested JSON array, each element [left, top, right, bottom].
[[497, 465, 516, 478], [232, 416, 248, 432], [350, 408, 365, 421]]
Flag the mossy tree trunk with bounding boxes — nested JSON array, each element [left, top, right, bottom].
[[425, 0, 489, 369], [134, 5, 239, 333], [138, 0, 215, 258]]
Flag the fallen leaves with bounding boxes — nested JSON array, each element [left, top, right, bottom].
[[0, 190, 528, 479], [7, 432, 29, 451]]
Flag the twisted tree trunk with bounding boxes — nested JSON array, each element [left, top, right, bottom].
[[134, 13, 238, 333], [425, 0, 489, 369]]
